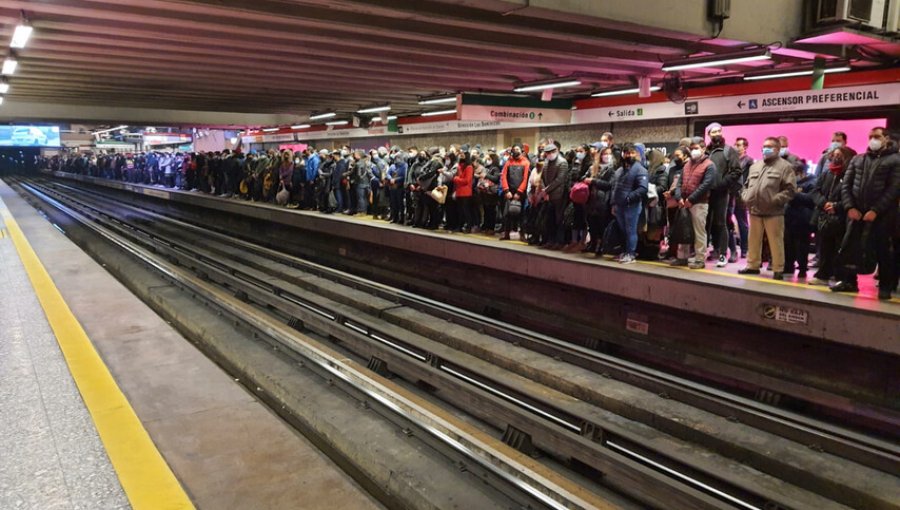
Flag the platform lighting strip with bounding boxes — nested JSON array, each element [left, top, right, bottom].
[[513, 79, 582, 92], [10, 24, 32, 49], [2, 57, 17, 75], [743, 66, 852, 81], [591, 85, 661, 97], [418, 95, 457, 105], [309, 112, 336, 120], [356, 104, 391, 114], [661, 51, 771, 72], [421, 109, 456, 117]]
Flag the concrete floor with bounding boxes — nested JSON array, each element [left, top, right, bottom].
[[0, 180, 381, 509]]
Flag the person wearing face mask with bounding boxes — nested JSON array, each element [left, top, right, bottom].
[[831, 127, 900, 300], [610, 143, 649, 264], [814, 131, 848, 180], [539, 144, 571, 250], [704, 122, 743, 268], [739, 137, 797, 280], [807, 146, 854, 286], [499, 144, 531, 240], [303, 148, 320, 209], [660, 146, 688, 260], [562, 144, 591, 252], [672, 142, 716, 268], [777, 136, 802, 169], [732, 137, 753, 259], [584, 147, 616, 254], [783, 158, 817, 279]]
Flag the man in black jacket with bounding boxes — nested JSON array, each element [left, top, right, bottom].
[[705, 123, 743, 268], [831, 127, 899, 300]]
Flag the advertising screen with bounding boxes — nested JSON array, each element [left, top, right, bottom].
[[0, 125, 62, 147]]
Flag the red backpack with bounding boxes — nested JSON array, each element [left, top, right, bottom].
[[569, 181, 590, 205]]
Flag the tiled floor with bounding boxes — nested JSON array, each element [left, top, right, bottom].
[[0, 211, 129, 510]]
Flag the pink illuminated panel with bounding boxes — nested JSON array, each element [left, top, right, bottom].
[[722, 118, 886, 170]]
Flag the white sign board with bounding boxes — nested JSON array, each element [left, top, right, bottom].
[[261, 132, 296, 143], [573, 82, 900, 124], [459, 104, 572, 124], [398, 119, 558, 135]]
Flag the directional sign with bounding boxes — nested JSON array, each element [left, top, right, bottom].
[[458, 93, 572, 125]]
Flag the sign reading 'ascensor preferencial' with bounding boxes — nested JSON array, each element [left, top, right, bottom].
[[572, 82, 899, 124]]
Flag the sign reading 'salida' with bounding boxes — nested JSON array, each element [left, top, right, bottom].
[[572, 82, 899, 124]]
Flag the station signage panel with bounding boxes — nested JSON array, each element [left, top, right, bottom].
[[143, 132, 192, 146], [0, 125, 61, 147], [457, 93, 572, 124], [261, 132, 296, 143], [573, 82, 899, 124]]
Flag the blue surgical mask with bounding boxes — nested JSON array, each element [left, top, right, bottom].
[[762, 147, 776, 158], [575, 152, 585, 161], [779, 148, 788, 157], [829, 141, 841, 151]]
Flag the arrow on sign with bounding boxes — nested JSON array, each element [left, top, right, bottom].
[[737, 100, 745, 109], [608, 111, 615, 117], [538, 112, 543, 120]]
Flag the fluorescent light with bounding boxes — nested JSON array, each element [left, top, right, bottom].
[[309, 111, 336, 120], [418, 95, 457, 105], [0, 97, 4, 105], [372, 115, 398, 123], [743, 66, 851, 81], [662, 49, 771, 72], [262, 127, 279, 132], [513, 79, 581, 92], [421, 109, 456, 117], [2, 58, 17, 75], [356, 104, 391, 114], [92, 125, 128, 135], [325, 120, 348, 126], [10, 25, 33, 49], [0, 83, 8, 94], [592, 86, 661, 97], [290, 124, 311, 130]]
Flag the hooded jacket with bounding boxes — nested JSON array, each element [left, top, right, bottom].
[[611, 161, 649, 207], [501, 155, 530, 196], [741, 156, 796, 216], [306, 153, 320, 182]]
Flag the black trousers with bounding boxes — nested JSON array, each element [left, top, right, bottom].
[[839, 217, 896, 288], [814, 216, 844, 280], [707, 189, 729, 256], [784, 224, 812, 273]]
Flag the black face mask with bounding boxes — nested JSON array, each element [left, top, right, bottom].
[[512, 150, 522, 158], [622, 156, 635, 165], [710, 135, 725, 147], [673, 158, 684, 167]]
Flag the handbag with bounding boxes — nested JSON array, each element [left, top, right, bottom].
[[838, 221, 877, 275], [569, 182, 590, 205], [670, 207, 694, 246], [506, 199, 522, 217], [430, 185, 448, 204], [275, 183, 290, 205]]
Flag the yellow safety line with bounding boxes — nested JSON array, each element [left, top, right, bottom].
[[0, 206, 194, 510]]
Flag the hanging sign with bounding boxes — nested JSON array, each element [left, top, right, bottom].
[[573, 82, 899, 124], [458, 93, 573, 124], [261, 132, 296, 143]]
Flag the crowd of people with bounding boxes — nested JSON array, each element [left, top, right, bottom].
[[48, 123, 899, 300]]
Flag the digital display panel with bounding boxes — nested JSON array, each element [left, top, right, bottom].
[[0, 125, 62, 147]]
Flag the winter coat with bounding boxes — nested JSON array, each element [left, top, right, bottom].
[[388, 161, 407, 187], [541, 156, 570, 202], [741, 157, 797, 216], [841, 146, 900, 218], [785, 173, 816, 231], [676, 157, 715, 204], [452, 163, 474, 198], [587, 164, 614, 216], [306, 153, 320, 182], [501, 155, 530, 195], [810, 165, 846, 218], [707, 144, 742, 193], [611, 162, 649, 208]]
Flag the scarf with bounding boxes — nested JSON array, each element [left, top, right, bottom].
[[828, 160, 843, 175]]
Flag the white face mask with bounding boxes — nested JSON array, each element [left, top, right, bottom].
[[869, 138, 883, 152], [690, 149, 703, 160], [601, 154, 611, 164], [544, 152, 556, 162]]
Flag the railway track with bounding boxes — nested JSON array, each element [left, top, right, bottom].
[[13, 177, 900, 510]]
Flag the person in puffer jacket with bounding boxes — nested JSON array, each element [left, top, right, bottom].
[[831, 127, 900, 300], [610, 143, 649, 264]]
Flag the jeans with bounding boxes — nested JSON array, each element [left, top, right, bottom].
[[355, 186, 369, 213], [389, 187, 404, 222], [615, 202, 642, 256]]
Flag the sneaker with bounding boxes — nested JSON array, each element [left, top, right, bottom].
[[728, 253, 738, 264], [773, 272, 784, 281], [830, 281, 859, 293], [668, 258, 688, 267], [807, 277, 829, 286], [738, 267, 761, 275], [619, 254, 636, 264], [716, 255, 727, 268], [688, 260, 705, 269]]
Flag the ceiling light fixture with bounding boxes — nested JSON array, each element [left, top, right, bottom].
[[0, 82, 8, 94], [591, 85, 661, 98], [290, 124, 311, 130], [743, 65, 851, 81], [661, 48, 771, 72], [262, 127, 279, 132], [325, 120, 349, 126], [513, 77, 582, 93], [418, 94, 457, 105], [372, 115, 398, 123], [421, 109, 456, 117], [356, 104, 391, 114], [91, 125, 128, 135], [0, 97, 4, 106], [309, 111, 336, 120], [10, 23, 33, 49], [2, 57, 18, 75]]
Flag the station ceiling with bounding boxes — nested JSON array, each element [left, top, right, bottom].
[[0, 0, 891, 124]]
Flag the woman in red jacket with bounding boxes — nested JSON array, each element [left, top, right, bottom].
[[452, 150, 475, 233]]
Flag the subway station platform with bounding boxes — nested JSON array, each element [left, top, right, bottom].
[[46, 172, 899, 357], [0, 180, 380, 509]]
